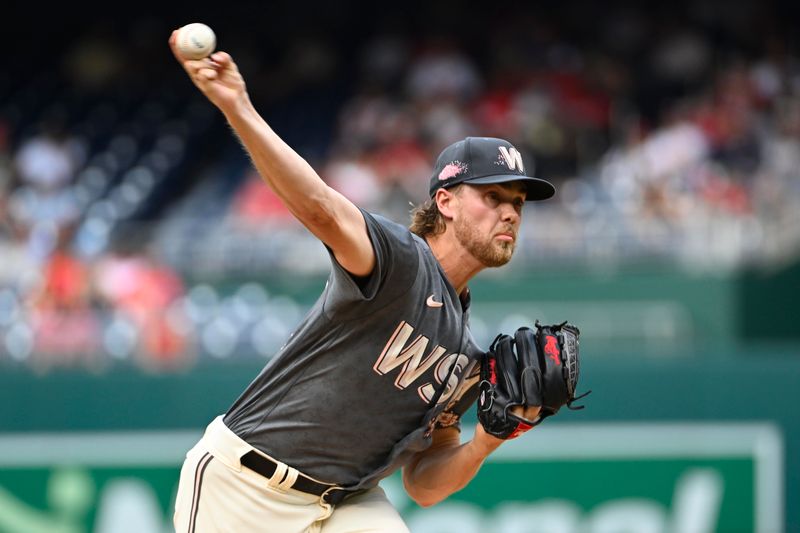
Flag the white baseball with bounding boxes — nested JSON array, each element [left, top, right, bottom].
[[176, 23, 216, 60]]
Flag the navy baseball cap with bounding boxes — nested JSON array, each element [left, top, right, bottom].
[[429, 137, 555, 201]]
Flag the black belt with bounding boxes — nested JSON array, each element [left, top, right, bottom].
[[240, 451, 353, 505]]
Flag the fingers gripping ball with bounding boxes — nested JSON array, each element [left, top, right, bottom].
[[477, 322, 591, 440], [177, 23, 217, 60]]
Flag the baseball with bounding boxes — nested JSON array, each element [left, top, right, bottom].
[[176, 23, 216, 60]]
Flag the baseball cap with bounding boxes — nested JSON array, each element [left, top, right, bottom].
[[429, 137, 555, 201]]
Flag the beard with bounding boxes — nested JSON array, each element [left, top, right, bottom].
[[454, 217, 516, 267]]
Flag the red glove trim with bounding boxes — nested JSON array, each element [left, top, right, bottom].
[[508, 420, 533, 439]]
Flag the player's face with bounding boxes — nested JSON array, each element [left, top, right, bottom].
[[453, 182, 525, 267]]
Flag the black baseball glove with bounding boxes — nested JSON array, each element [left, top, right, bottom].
[[477, 321, 590, 440]]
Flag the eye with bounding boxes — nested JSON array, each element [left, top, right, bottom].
[[485, 191, 500, 206], [513, 198, 525, 212]]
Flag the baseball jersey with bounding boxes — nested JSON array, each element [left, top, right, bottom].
[[223, 210, 482, 490]]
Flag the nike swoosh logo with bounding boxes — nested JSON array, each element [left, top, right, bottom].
[[426, 295, 443, 308]]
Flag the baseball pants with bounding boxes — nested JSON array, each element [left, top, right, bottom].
[[173, 416, 410, 533]]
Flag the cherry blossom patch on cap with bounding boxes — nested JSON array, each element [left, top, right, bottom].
[[438, 161, 468, 181]]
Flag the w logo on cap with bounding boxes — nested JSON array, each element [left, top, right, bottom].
[[498, 146, 524, 173]]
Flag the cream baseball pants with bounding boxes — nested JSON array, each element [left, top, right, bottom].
[[173, 416, 410, 533]]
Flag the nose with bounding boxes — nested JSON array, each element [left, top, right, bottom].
[[500, 202, 520, 224]]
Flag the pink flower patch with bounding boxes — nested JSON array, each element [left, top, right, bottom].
[[438, 161, 467, 181]]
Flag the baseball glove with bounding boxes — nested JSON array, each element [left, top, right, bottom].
[[477, 321, 590, 440]]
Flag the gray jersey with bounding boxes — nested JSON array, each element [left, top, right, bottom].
[[224, 210, 482, 490]]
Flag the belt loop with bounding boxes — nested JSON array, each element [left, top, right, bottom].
[[277, 467, 298, 491], [321, 487, 338, 505], [321, 487, 349, 506], [268, 463, 288, 488]]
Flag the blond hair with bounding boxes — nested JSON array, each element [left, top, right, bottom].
[[409, 185, 462, 238]]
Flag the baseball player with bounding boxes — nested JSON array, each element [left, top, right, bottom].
[[169, 31, 577, 533]]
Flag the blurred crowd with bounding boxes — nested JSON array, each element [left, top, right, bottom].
[[190, 1, 800, 274], [1, 1, 799, 369]]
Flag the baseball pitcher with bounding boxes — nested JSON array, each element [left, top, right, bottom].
[[169, 28, 588, 533]]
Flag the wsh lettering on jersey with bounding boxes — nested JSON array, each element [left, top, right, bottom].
[[373, 321, 469, 404]]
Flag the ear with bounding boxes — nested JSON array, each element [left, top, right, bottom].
[[435, 188, 458, 220]]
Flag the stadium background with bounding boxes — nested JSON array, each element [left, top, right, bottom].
[[1, 0, 799, 531]]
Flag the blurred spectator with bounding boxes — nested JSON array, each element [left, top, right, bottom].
[[12, 112, 82, 192], [32, 238, 94, 312], [369, 138, 431, 193], [93, 240, 191, 370], [649, 27, 712, 88], [228, 168, 296, 227], [704, 65, 762, 177], [405, 37, 482, 104], [8, 112, 84, 261], [357, 34, 410, 92], [25, 234, 100, 369], [321, 151, 385, 212]]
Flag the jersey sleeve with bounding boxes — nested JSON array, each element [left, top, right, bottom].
[[321, 209, 420, 320]]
